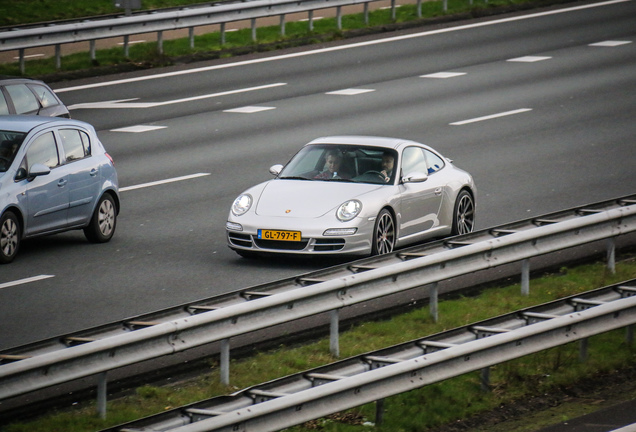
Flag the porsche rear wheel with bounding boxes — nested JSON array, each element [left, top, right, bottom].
[[451, 190, 475, 235], [372, 209, 395, 255]]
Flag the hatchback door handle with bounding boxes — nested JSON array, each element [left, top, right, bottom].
[[90, 168, 98, 177], [435, 187, 442, 195], [58, 179, 67, 187]]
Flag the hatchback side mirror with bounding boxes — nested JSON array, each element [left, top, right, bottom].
[[28, 163, 51, 180]]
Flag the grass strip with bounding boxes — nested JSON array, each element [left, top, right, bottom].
[[4, 255, 636, 432]]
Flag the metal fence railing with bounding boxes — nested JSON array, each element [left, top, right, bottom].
[[100, 279, 636, 431], [1, 196, 634, 418], [0, 0, 412, 73]]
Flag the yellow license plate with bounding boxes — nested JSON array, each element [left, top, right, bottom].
[[258, 229, 302, 241]]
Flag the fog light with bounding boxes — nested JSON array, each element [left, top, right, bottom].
[[226, 221, 243, 231], [323, 228, 357, 236]]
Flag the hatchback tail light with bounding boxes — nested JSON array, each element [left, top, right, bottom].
[[105, 152, 115, 165]]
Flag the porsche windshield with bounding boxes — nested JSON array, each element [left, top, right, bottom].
[[279, 145, 398, 185]]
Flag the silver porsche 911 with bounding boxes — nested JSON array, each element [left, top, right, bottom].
[[226, 136, 476, 257]]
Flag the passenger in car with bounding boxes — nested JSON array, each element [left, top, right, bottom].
[[314, 150, 349, 179]]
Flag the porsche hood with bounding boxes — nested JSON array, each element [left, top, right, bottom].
[[254, 179, 381, 218]]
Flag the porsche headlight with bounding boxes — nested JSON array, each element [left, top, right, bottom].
[[336, 200, 362, 222], [231, 194, 253, 216]]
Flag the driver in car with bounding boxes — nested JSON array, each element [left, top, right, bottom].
[[380, 152, 394, 183]]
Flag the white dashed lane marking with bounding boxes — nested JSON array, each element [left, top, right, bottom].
[[120, 173, 211, 192], [111, 125, 167, 133], [589, 40, 632, 47], [450, 108, 533, 126], [0, 275, 55, 290], [223, 106, 276, 113], [326, 88, 375, 95], [508, 56, 552, 62], [420, 72, 466, 79]]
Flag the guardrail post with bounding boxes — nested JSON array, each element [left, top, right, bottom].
[[221, 338, 231, 385], [55, 44, 61, 70], [330, 309, 340, 358], [337, 6, 342, 30], [429, 282, 439, 322], [280, 15, 286, 36], [480, 367, 491, 392], [90, 40, 96, 62], [443, 0, 448, 12], [18, 48, 25, 75], [627, 325, 634, 345], [123, 35, 130, 57], [188, 27, 194, 49], [364, 3, 369, 25], [308, 10, 314, 32], [375, 398, 385, 425], [607, 237, 616, 274], [391, 0, 396, 20], [220, 22, 226, 45], [579, 338, 588, 362], [521, 259, 530, 296], [417, 0, 422, 17], [251, 18, 257, 41], [157, 31, 164, 54], [97, 372, 107, 419]]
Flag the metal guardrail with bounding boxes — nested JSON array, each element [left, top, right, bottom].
[[0, 0, 408, 73], [0, 195, 634, 409], [100, 279, 636, 432]]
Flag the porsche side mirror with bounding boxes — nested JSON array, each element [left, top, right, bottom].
[[402, 172, 428, 183], [269, 164, 284, 176]]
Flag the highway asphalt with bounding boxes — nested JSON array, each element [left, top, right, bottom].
[[537, 399, 636, 432]]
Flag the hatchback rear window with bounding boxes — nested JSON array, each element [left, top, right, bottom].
[[29, 84, 59, 108], [0, 92, 10, 115], [5, 84, 39, 114]]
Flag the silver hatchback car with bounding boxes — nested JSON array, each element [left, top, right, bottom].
[[0, 116, 120, 263]]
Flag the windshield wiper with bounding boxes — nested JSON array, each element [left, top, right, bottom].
[[279, 176, 310, 181]]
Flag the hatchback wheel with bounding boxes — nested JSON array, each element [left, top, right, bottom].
[[0, 211, 20, 264], [372, 209, 395, 255], [452, 190, 475, 235], [84, 194, 117, 243]]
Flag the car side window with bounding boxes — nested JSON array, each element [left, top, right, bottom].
[[423, 149, 445, 174], [401, 147, 428, 175], [5, 84, 40, 114], [29, 84, 59, 108], [59, 128, 91, 162], [26, 132, 60, 170], [0, 90, 10, 115]]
